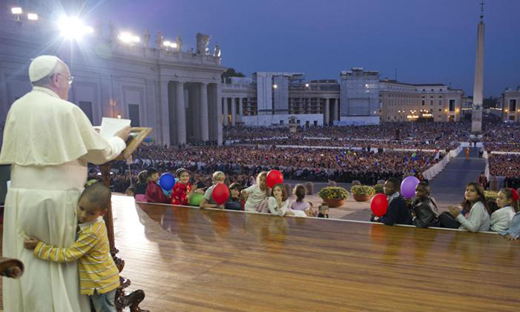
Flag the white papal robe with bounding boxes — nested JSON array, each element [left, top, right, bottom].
[[0, 87, 126, 312]]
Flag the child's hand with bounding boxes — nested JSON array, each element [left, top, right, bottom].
[[448, 206, 460, 217], [218, 205, 225, 210], [24, 237, 40, 250], [195, 189, 204, 194]]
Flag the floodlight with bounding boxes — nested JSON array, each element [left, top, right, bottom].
[[163, 40, 171, 47], [119, 32, 133, 43], [132, 36, 140, 43], [27, 13, 38, 21], [170, 42, 178, 48], [59, 17, 93, 41], [11, 7, 23, 15]]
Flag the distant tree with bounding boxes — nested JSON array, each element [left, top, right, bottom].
[[221, 68, 245, 83]]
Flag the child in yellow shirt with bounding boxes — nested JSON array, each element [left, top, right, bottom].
[[24, 182, 120, 312]]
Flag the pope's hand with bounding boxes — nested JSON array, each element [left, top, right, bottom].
[[115, 126, 131, 142]]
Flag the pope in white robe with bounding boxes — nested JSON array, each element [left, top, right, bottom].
[[0, 55, 128, 311]]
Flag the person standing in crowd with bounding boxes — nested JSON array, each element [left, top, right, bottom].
[[0, 55, 129, 312], [411, 183, 440, 228]]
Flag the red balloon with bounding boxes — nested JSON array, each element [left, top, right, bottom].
[[212, 184, 229, 205], [370, 193, 388, 217], [266, 170, 284, 188]]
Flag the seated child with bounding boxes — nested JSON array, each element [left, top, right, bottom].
[[23, 182, 120, 312], [269, 184, 307, 217], [225, 182, 244, 211], [242, 171, 269, 212], [171, 168, 199, 205], [145, 167, 168, 203], [290, 184, 311, 212], [490, 188, 517, 232], [134, 170, 148, 202], [318, 204, 330, 218], [200, 171, 226, 209]]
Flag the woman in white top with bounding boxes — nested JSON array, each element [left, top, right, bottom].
[[269, 184, 307, 217], [490, 188, 517, 232], [242, 171, 270, 212]]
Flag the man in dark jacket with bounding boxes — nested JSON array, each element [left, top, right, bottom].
[[411, 182, 440, 228], [372, 177, 412, 226]]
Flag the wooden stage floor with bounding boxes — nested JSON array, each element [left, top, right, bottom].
[[3, 195, 520, 311]]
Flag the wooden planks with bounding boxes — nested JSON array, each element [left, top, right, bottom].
[[2, 195, 520, 311], [116, 196, 520, 311]]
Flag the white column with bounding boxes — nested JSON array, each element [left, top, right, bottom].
[[332, 98, 339, 122], [223, 97, 229, 126], [239, 97, 244, 122], [324, 98, 330, 126], [176, 82, 186, 145], [231, 97, 236, 126], [200, 83, 209, 141], [216, 85, 223, 145]]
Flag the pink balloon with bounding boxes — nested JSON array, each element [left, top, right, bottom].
[[266, 170, 284, 188], [212, 184, 229, 205], [370, 193, 388, 217], [401, 176, 420, 199]]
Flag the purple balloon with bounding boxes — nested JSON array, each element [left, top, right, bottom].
[[401, 176, 420, 199]]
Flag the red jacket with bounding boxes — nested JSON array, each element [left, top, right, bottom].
[[145, 182, 167, 203], [171, 182, 192, 205]]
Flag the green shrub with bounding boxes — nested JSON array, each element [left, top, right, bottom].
[[318, 187, 350, 200], [373, 184, 384, 194], [351, 185, 376, 197]]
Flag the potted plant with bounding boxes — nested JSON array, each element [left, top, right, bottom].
[[373, 184, 384, 194], [351, 185, 376, 202], [318, 186, 349, 208]]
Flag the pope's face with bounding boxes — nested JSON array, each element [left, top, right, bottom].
[[53, 63, 72, 100]]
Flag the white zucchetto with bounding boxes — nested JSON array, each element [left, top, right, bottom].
[[28, 55, 60, 82]]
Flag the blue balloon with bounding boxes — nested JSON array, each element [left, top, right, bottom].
[[159, 173, 175, 191]]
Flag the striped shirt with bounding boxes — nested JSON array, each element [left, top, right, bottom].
[[34, 217, 120, 295]]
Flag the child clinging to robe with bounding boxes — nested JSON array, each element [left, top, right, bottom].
[[24, 182, 120, 312]]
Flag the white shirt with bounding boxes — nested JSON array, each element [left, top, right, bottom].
[[244, 184, 268, 212], [490, 206, 515, 232]]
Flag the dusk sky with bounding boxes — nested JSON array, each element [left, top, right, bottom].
[[87, 0, 520, 97]]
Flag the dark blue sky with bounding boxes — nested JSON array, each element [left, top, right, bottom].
[[87, 0, 520, 96]]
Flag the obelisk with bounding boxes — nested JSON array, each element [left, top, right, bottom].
[[471, 1, 485, 133]]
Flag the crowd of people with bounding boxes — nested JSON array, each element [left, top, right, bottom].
[[225, 122, 469, 150], [101, 145, 438, 193], [488, 154, 520, 189]]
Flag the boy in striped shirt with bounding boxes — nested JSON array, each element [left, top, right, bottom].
[[24, 182, 120, 312]]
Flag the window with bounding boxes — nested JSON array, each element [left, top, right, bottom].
[[430, 100, 433, 106], [422, 100, 425, 106], [510, 99, 517, 112], [439, 109, 442, 112], [78, 101, 93, 123], [449, 100, 456, 112], [439, 100, 442, 106], [128, 104, 140, 127], [280, 120, 284, 125]]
